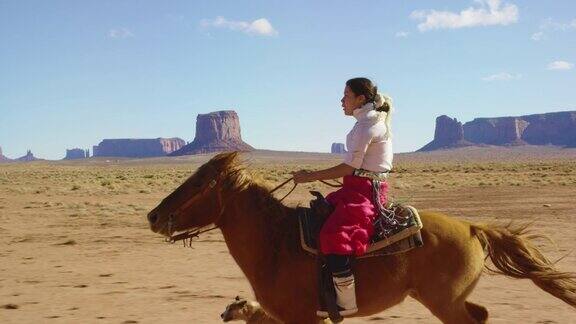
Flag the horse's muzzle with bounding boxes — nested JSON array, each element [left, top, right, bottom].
[[220, 312, 230, 321], [147, 212, 159, 225]]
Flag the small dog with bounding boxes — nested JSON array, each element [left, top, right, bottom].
[[220, 296, 280, 324]]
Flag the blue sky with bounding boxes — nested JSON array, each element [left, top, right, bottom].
[[1, 0, 575, 160]]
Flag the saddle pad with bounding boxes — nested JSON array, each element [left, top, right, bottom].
[[297, 205, 424, 259]]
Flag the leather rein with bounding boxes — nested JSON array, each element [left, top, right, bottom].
[[165, 174, 342, 246]]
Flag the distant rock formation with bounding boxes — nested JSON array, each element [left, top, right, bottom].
[[418, 115, 474, 151], [464, 117, 529, 145], [93, 138, 186, 158], [465, 111, 576, 147], [170, 110, 254, 156], [420, 111, 576, 151], [64, 148, 89, 160], [0, 146, 10, 161], [16, 150, 40, 161], [331, 143, 347, 154]]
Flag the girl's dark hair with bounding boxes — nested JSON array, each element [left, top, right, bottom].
[[346, 78, 390, 112]]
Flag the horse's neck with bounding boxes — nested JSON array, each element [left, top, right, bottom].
[[218, 183, 298, 288]]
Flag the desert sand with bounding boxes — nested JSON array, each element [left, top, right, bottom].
[[1, 147, 575, 323]]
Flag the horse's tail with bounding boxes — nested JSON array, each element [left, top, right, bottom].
[[471, 222, 576, 308]]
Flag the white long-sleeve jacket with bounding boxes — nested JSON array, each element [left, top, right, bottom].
[[343, 102, 393, 172]]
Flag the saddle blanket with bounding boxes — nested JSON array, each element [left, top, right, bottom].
[[297, 204, 423, 259]]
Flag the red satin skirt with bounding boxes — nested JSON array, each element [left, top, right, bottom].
[[319, 175, 389, 256]]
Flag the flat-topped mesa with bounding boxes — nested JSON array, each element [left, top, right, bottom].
[[464, 111, 576, 146], [170, 110, 254, 156], [418, 115, 474, 151], [93, 138, 186, 158], [419, 110, 576, 151], [464, 117, 529, 145], [331, 143, 346, 154], [64, 148, 89, 160], [517, 111, 576, 146]]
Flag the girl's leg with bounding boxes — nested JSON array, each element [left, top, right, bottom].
[[326, 254, 358, 315]]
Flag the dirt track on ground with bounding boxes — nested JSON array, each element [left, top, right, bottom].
[[1, 148, 575, 323]]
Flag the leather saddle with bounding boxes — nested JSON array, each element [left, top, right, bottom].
[[298, 191, 423, 259]]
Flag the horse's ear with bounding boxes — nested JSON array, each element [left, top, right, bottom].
[[211, 151, 240, 169], [224, 151, 240, 164], [235, 295, 240, 301]]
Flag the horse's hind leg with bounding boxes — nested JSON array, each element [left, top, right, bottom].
[[412, 295, 477, 324], [465, 301, 488, 324], [413, 288, 489, 323], [412, 278, 487, 324]]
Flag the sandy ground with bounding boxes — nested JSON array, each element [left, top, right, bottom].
[[1, 148, 575, 323]]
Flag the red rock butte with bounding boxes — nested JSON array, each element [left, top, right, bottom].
[[331, 143, 346, 154], [170, 110, 254, 156], [16, 150, 41, 162], [93, 138, 186, 158], [419, 110, 576, 151], [64, 148, 90, 160]]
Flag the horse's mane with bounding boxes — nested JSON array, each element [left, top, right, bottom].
[[211, 152, 302, 257]]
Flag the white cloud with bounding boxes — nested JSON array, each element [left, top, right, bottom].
[[246, 18, 277, 36], [531, 31, 544, 41], [482, 72, 522, 81], [395, 31, 410, 38], [547, 60, 574, 70], [109, 28, 134, 39], [540, 18, 576, 31], [200, 16, 278, 36], [410, 0, 519, 32], [532, 18, 576, 42]]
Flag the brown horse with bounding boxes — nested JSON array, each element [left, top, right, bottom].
[[147, 152, 576, 324]]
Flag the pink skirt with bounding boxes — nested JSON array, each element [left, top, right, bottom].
[[319, 175, 389, 256]]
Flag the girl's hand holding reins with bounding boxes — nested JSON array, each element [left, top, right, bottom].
[[292, 170, 314, 184]]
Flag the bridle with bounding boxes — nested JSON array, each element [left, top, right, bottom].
[[164, 168, 226, 246], [164, 168, 342, 247]]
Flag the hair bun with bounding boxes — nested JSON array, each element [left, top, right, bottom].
[[373, 93, 384, 108], [374, 93, 393, 113]]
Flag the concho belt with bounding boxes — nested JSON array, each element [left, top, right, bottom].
[[353, 168, 390, 181]]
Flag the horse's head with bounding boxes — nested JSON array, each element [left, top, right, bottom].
[[147, 152, 242, 237]]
